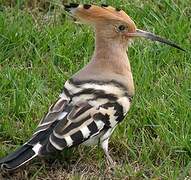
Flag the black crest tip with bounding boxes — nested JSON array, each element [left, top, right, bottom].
[[83, 4, 91, 9], [101, 4, 108, 7], [64, 3, 79, 11]]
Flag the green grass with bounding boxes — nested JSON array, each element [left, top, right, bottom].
[[0, 0, 191, 179]]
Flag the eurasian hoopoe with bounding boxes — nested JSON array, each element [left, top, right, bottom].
[[0, 3, 184, 171]]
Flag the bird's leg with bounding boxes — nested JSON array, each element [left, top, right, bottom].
[[101, 139, 115, 168]]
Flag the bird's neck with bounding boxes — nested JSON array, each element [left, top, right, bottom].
[[90, 30, 134, 96], [92, 32, 132, 74], [73, 30, 135, 96]]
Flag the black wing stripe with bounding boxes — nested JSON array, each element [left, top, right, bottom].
[[63, 87, 72, 98], [69, 103, 93, 120], [61, 115, 91, 135], [70, 131, 84, 146], [113, 103, 124, 122], [49, 134, 67, 150], [68, 79, 133, 102], [99, 102, 124, 122], [93, 113, 111, 127], [33, 111, 68, 136], [87, 121, 99, 136], [69, 79, 127, 90], [72, 89, 118, 101], [28, 121, 58, 145]]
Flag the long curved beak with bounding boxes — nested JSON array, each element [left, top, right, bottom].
[[127, 29, 185, 51]]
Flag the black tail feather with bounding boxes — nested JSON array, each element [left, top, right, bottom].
[[0, 120, 60, 171], [0, 144, 36, 171]]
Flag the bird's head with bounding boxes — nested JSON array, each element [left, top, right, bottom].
[[64, 3, 184, 51]]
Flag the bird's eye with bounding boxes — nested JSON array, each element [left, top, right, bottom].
[[117, 25, 127, 32]]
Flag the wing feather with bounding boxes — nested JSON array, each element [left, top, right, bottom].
[[26, 79, 128, 155], [39, 102, 108, 154]]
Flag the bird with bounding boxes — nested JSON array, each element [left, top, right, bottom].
[[0, 3, 184, 171]]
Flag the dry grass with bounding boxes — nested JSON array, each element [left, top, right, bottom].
[[0, 144, 140, 179]]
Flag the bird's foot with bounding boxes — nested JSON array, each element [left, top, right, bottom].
[[106, 154, 116, 169]]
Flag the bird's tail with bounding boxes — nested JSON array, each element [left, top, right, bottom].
[[0, 121, 59, 171], [0, 101, 65, 171], [0, 143, 39, 171]]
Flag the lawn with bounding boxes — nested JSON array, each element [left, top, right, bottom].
[[0, 0, 191, 179]]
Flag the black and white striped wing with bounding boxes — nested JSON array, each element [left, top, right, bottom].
[[42, 101, 108, 154], [26, 79, 131, 155], [26, 90, 70, 154], [28, 99, 108, 155]]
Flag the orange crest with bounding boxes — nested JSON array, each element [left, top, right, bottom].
[[64, 3, 136, 33]]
